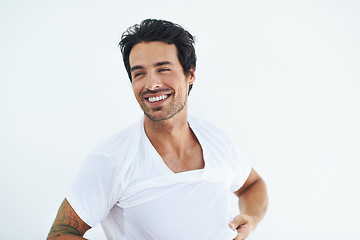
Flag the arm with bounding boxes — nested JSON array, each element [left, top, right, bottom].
[[229, 169, 268, 240], [47, 198, 91, 240]]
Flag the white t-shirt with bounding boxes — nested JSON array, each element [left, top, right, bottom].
[[67, 116, 251, 240]]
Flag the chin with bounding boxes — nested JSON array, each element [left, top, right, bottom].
[[145, 113, 171, 122]]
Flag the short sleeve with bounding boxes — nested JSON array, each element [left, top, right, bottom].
[[66, 154, 123, 227], [229, 143, 252, 193]]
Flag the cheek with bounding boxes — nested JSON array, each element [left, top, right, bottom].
[[132, 83, 143, 99]]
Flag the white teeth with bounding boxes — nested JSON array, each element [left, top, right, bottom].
[[148, 95, 168, 103]]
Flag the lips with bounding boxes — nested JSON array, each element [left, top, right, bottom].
[[142, 89, 172, 105]]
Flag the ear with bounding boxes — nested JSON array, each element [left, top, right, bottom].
[[187, 65, 196, 85]]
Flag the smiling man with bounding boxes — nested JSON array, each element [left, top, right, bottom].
[[47, 19, 268, 240], [130, 41, 192, 123]]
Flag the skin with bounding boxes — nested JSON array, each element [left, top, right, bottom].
[[47, 41, 268, 239], [47, 199, 90, 240]]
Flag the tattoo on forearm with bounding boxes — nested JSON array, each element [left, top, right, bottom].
[[47, 199, 89, 239], [47, 225, 81, 238]]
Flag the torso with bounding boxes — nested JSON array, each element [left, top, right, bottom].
[[68, 116, 251, 240]]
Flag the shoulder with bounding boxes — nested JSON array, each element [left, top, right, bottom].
[[90, 118, 143, 157], [78, 118, 144, 174], [75, 118, 144, 185]]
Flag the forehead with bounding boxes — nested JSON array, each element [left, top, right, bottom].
[[129, 41, 179, 67]]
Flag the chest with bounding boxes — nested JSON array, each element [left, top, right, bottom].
[[161, 143, 204, 173], [119, 181, 238, 240]]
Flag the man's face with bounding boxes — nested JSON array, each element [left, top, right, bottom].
[[129, 41, 195, 122]]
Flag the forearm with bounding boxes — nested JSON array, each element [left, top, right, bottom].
[[238, 177, 268, 226], [47, 199, 90, 240]]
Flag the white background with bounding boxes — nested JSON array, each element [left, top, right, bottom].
[[1, 0, 360, 239]]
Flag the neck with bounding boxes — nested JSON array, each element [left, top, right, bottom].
[[145, 115, 188, 134], [143, 110, 193, 154]]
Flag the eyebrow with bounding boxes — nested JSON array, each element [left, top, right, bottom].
[[130, 65, 143, 72], [130, 61, 172, 72], [155, 61, 171, 67]]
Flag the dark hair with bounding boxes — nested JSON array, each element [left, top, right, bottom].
[[119, 19, 197, 93]]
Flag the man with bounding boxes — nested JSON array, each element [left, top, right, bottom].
[[47, 19, 268, 240]]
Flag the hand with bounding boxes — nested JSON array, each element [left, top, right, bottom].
[[228, 214, 256, 240]]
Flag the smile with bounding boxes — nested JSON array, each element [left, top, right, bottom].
[[148, 94, 169, 103]]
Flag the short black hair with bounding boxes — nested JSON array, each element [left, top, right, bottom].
[[119, 19, 197, 93]]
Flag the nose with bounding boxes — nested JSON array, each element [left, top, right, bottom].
[[145, 72, 161, 90]]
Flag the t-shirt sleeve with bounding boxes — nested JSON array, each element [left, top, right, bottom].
[[229, 142, 252, 193], [66, 154, 123, 227]]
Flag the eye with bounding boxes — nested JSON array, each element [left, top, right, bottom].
[[159, 68, 170, 73], [134, 72, 145, 78]]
